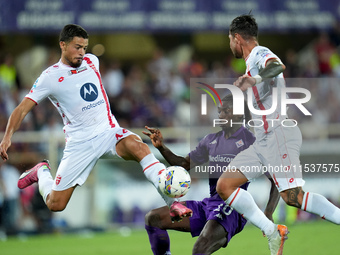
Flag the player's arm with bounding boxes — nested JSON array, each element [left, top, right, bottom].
[[0, 98, 36, 161], [257, 59, 286, 80], [235, 59, 286, 91], [263, 173, 280, 222], [142, 126, 195, 171]]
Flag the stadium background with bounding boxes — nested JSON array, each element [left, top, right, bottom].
[[0, 0, 340, 246]]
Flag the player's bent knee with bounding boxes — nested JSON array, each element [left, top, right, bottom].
[[216, 178, 230, 200], [145, 209, 160, 227], [47, 202, 67, 212], [46, 198, 68, 212], [145, 208, 169, 229]]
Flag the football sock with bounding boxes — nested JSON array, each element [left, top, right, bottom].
[[301, 192, 340, 224], [226, 188, 276, 236], [37, 166, 53, 203], [141, 154, 177, 207], [145, 225, 171, 255]]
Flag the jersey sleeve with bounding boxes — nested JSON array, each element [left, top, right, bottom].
[[85, 53, 99, 70], [25, 70, 51, 104], [189, 136, 209, 165], [254, 47, 283, 70]]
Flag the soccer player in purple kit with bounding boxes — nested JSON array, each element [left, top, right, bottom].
[[0, 24, 192, 220], [143, 94, 280, 255], [216, 14, 340, 255]]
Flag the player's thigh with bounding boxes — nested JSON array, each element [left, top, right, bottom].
[[145, 204, 191, 232], [115, 133, 150, 161], [52, 136, 107, 192], [194, 220, 227, 253], [265, 126, 305, 192], [227, 143, 264, 181]]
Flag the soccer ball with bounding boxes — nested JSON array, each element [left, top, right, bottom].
[[158, 166, 191, 198]]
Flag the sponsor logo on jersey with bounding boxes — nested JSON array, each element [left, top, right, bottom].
[[82, 99, 104, 111], [80, 83, 98, 102], [209, 154, 235, 163], [235, 139, 244, 148], [58, 77, 64, 82]]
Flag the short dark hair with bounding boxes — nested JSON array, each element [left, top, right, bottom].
[[221, 93, 251, 123], [229, 15, 258, 40], [59, 24, 89, 43]]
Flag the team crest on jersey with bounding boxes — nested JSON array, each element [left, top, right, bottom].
[[80, 83, 98, 102], [235, 139, 244, 148]]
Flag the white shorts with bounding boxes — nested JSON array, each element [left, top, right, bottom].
[[229, 125, 305, 192], [52, 127, 136, 191]]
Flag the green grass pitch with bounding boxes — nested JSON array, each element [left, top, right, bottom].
[[1, 221, 339, 255]]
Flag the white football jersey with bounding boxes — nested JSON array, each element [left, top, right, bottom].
[[26, 53, 119, 143], [245, 46, 287, 140]]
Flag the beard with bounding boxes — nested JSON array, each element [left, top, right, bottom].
[[232, 49, 243, 59], [65, 56, 82, 68], [70, 58, 82, 68]]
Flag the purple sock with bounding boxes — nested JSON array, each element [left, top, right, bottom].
[[145, 225, 170, 255]]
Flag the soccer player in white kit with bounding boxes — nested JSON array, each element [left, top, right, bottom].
[[0, 24, 192, 220], [216, 15, 340, 255]]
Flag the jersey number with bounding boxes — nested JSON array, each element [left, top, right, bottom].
[[214, 203, 233, 216]]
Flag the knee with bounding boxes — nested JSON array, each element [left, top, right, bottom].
[[216, 178, 232, 200], [46, 199, 67, 212], [145, 209, 163, 228]]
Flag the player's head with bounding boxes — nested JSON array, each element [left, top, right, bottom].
[[59, 24, 89, 68], [218, 93, 251, 130], [228, 15, 258, 58]]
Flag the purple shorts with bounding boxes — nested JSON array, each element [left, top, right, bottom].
[[186, 194, 247, 246]]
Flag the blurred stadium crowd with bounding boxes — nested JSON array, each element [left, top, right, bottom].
[[1, 28, 340, 237]]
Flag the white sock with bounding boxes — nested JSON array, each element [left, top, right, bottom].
[[301, 192, 340, 224], [226, 188, 276, 236], [37, 166, 53, 204], [140, 154, 177, 207]]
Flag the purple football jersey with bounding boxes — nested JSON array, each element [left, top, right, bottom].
[[189, 126, 255, 196]]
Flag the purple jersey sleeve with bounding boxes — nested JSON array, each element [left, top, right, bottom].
[[189, 134, 213, 165]]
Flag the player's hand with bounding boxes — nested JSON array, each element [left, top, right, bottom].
[[0, 138, 11, 161], [233, 74, 256, 91], [142, 126, 164, 149]]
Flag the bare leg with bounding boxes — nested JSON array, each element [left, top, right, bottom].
[[193, 220, 228, 255], [45, 187, 76, 212]]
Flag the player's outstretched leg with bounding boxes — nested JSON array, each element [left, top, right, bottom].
[[217, 171, 289, 255], [116, 134, 192, 220], [281, 187, 340, 224], [18, 159, 50, 189]]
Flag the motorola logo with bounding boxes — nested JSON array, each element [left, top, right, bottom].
[[80, 83, 98, 102]]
